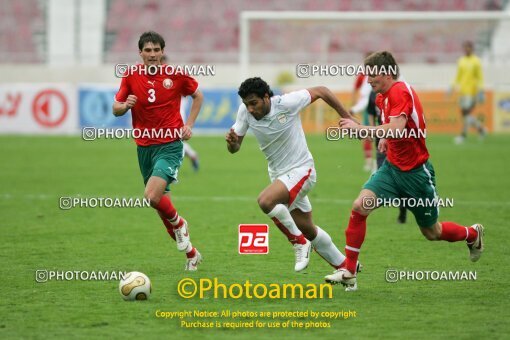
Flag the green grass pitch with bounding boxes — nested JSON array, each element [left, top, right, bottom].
[[1, 134, 509, 339]]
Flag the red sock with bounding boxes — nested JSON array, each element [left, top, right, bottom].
[[271, 217, 307, 245], [156, 196, 184, 228], [158, 211, 176, 240], [186, 247, 197, 258], [440, 222, 476, 243], [344, 210, 367, 274]]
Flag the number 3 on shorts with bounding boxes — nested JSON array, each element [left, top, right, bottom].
[[148, 89, 156, 103]]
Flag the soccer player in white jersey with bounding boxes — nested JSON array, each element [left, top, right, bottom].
[[226, 77, 357, 273]]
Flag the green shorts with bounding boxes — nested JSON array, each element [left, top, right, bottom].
[[137, 140, 184, 191], [363, 160, 439, 228]]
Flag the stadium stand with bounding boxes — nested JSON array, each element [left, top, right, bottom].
[[0, 0, 505, 63]]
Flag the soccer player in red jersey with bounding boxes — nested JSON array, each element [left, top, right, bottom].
[[325, 51, 484, 290], [113, 31, 204, 271]]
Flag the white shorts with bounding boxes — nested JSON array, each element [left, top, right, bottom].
[[271, 166, 317, 212]]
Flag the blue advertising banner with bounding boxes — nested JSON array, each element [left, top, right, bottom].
[[181, 88, 239, 131], [79, 86, 241, 133], [79, 85, 131, 128]]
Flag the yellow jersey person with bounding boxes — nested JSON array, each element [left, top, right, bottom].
[[451, 41, 487, 144]]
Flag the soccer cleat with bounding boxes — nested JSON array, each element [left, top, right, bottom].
[[324, 268, 357, 292], [174, 219, 190, 252], [293, 239, 312, 272], [356, 262, 363, 273], [454, 136, 465, 145], [185, 250, 202, 271], [467, 224, 484, 262]]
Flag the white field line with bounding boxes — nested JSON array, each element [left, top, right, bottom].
[[0, 194, 508, 206]]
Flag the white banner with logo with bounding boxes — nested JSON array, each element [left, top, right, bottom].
[[0, 84, 77, 134]]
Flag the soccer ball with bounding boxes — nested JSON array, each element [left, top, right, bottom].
[[119, 271, 151, 301]]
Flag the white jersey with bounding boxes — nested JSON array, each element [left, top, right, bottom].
[[232, 89, 314, 179]]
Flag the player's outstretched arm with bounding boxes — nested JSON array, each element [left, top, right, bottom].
[[112, 95, 137, 116], [225, 128, 244, 154], [340, 114, 407, 138], [182, 89, 204, 140], [307, 86, 354, 120]]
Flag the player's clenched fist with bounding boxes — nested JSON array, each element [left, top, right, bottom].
[[181, 125, 192, 140], [125, 95, 137, 109], [378, 138, 388, 153], [225, 128, 242, 153], [225, 128, 238, 145]]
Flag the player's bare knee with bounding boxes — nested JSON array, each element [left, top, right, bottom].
[[352, 199, 371, 215], [257, 194, 276, 214], [421, 225, 441, 241], [144, 189, 162, 207]]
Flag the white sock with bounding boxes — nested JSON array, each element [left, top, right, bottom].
[[267, 204, 302, 237], [185, 242, 193, 253], [183, 142, 197, 159], [311, 226, 345, 267]]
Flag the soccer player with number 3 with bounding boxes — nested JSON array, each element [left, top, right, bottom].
[[113, 31, 204, 271]]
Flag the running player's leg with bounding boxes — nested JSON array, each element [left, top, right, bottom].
[[291, 206, 346, 269], [145, 178, 190, 250], [140, 142, 202, 270], [258, 180, 311, 271], [402, 161, 484, 262], [258, 180, 306, 245], [325, 161, 399, 289], [156, 193, 201, 270]]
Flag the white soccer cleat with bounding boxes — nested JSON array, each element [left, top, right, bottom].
[[293, 239, 312, 272], [324, 268, 357, 292], [185, 250, 202, 271], [468, 224, 484, 262], [174, 219, 190, 252]]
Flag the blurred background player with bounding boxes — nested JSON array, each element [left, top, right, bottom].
[[351, 59, 375, 173], [162, 55, 200, 171], [450, 41, 487, 144], [179, 95, 201, 171], [226, 77, 360, 274], [326, 51, 484, 291], [113, 31, 204, 271]]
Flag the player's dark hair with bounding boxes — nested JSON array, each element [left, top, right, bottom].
[[463, 40, 474, 49], [364, 51, 399, 80], [138, 31, 165, 51], [238, 77, 274, 99]]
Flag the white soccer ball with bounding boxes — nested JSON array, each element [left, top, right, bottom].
[[119, 271, 151, 301]]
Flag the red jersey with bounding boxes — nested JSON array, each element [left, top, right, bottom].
[[375, 81, 429, 171], [114, 64, 198, 146]]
